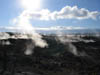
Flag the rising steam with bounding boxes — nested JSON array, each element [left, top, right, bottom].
[[12, 2, 48, 55], [0, 32, 10, 40], [0, 40, 11, 45], [56, 32, 87, 56], [24, 40, 35, 55]]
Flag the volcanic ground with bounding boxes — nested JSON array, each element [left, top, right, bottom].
[[0, 32, 100, 75]]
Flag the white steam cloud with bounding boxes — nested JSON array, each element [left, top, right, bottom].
[[12, 10, 48, 48], [24, 40, 35, 55], [0, 32, 10, 40], [0, 40, 11, 45], [56, 32, 87, 56], [11, 1, 48, 55]]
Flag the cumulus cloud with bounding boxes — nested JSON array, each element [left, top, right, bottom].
[[13, 6, 99, 21], [54, 6, 99, 20]]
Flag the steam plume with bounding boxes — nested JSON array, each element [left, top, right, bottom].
[[0, 40, 11, 45], [0, 32, 10, 40], [12, 5, 48, 55], [56, 32, 87, 56], [24, 40, 35, 55]]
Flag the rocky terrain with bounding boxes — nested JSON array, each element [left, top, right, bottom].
[[0, 32, 100, 75]]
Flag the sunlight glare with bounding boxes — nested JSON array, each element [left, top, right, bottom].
[[21, 0, 42, 10]]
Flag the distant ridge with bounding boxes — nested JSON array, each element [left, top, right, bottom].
[[0, 27, 100, 35]]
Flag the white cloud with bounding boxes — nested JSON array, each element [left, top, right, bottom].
[[54, 6, 99, 20], [16, 6, 99, 21]]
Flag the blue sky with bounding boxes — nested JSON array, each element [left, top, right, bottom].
[[0, 0, 100, 29]]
